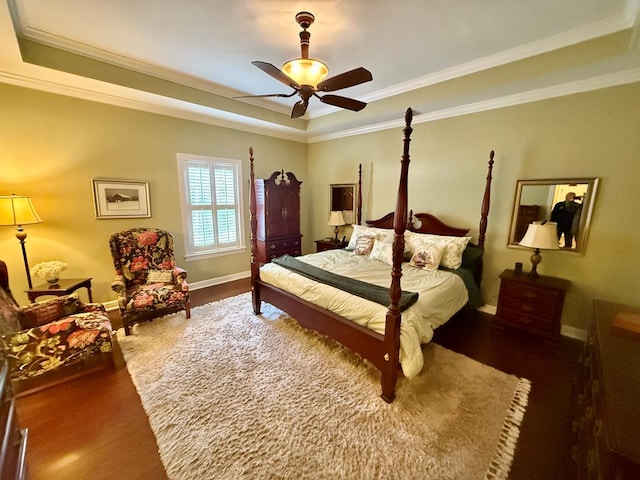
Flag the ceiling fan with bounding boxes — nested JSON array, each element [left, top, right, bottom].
[[237, 11, 373, 118]]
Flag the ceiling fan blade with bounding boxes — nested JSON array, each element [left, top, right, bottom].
[[251, 61, 300, 90], [318, 94, 367, 112], [316, 67, 373, 92], [234, 91, 298, 99], [291, 100, 308, 118]]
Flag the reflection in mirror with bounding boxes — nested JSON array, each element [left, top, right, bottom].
[[508, 178, 599, 253], [330, 184, 356, 224]]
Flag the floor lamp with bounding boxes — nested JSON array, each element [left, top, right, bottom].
[[0, 194, 43, 289]]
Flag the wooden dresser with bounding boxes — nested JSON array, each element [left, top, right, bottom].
[[254, 170, 302, 263], [572, 300, 640, 479], [495, 269, 570, 341], [0, 360, 28, 480]]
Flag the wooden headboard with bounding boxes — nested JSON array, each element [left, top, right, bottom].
[[366, 211, 470, 237]]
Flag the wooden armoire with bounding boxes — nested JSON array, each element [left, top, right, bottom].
[[254, 170, 302, 263]]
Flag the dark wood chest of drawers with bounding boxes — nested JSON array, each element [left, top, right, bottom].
[[254, 170, 302, 263], [572, 300, 640, 479], [495, 269, 570, 341]]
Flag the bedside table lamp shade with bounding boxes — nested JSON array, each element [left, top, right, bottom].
[[519, 222, 559, 278], [0, 194, 43, 289], [328, 211, 346, 242]]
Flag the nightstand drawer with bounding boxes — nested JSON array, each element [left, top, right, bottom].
[[500, 297, 559, 321], [499, 308, 557, 332], [502, 281, 562, 306]]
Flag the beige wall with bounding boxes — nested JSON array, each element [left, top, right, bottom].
[[308, 82, 640, 331], [2, 81, 639, 332], [0, 84, 307, 304]]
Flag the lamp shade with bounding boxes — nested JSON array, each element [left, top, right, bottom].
[[0, 194, 43, 226], [327, 211, 346, 227], [519, 222, 559, 250]]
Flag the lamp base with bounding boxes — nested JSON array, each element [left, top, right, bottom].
[[527, 248, 542, 279], [333, 226, 340, 242]]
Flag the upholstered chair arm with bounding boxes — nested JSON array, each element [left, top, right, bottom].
[[110, 275, 127, 296], [79, 302, 108, 314], [173, 267, 189, 292]]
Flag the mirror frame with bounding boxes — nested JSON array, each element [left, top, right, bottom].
[[329, 184, 356, 224], [508, 178, 599, 254]]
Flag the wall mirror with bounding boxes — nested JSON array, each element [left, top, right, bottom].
[[508, 178, 599, 253], [330, 184, 356, 224]]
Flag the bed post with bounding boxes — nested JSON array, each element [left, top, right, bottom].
[[477, 150, 495, 250], [249, 147, 261, 314], [357, 163, 363, 225], [381, 108, 413, 403]]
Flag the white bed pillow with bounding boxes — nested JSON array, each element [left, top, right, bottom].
[[408, 243, 445, 271], [346, 224, 395, 250], [405, 231, 471, 269], [369, 239, 394, 266]]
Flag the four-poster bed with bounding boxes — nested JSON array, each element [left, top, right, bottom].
[[248, 108, 495, 402]]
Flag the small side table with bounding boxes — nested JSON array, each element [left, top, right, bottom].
[[25, 278, 93, 303], [315, 239, 348, 253], [495, 269, 570, 341]]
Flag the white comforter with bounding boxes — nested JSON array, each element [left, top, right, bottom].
[[259, 249, 469, 378]]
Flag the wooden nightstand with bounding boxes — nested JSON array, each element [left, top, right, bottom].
[[315, 239, 347, 253], [495, 269, 570, 341]]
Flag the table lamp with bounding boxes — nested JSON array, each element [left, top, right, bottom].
[[0, 194, 43, 288], [519, 221, 559, 278], [327, 211, 346, 242]]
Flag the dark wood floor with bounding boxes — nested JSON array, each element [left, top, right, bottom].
[[15, 278, 582, 480]]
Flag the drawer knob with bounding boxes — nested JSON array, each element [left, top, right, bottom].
[[518, 316, 532, 324], [521, 304, 534, 312], [270, 244, 276, 250], [524, 290, 537, 299]]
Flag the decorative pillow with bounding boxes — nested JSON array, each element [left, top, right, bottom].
[[146, 269, 174, 284], [18, 293, 82, 329], [409, 243, 446, 271], [405, 231, 471, 269], [353, 235, 375, 256], [346, 225, 394, 250], [369, 240, 394, 266]]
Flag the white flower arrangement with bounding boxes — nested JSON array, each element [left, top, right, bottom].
[[31, 260, 68, 280]]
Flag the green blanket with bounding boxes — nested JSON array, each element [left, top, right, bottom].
[[272, 255, 419, 311]]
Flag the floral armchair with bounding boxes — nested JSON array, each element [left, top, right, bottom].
[[0, 260, 114, 383], [109, 228, 190, 335]]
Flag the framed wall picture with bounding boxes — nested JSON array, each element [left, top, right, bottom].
[[92, 179, 151, 219]]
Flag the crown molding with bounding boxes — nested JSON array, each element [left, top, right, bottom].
[[309, 13, 634, 119], [308, 66, 640, 143], [0, 69, 308, 143]]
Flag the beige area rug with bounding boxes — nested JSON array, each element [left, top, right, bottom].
[[117, 293, 530, 480]]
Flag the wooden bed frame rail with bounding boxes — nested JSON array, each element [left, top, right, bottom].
[[249, 109, 494, 402]]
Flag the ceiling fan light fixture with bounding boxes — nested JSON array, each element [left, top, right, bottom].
[[282, 58, 328, 88]]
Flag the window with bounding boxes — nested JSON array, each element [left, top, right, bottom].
[[177, 153, 245, 259]]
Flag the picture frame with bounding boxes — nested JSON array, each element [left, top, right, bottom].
[[92, 178, 151, 219]]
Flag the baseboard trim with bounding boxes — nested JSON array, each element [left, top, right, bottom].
[[187, 270, 251, 291], [102, 271, 251, 312]]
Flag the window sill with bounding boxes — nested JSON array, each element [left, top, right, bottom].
[[184, 246, 247, 262]]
